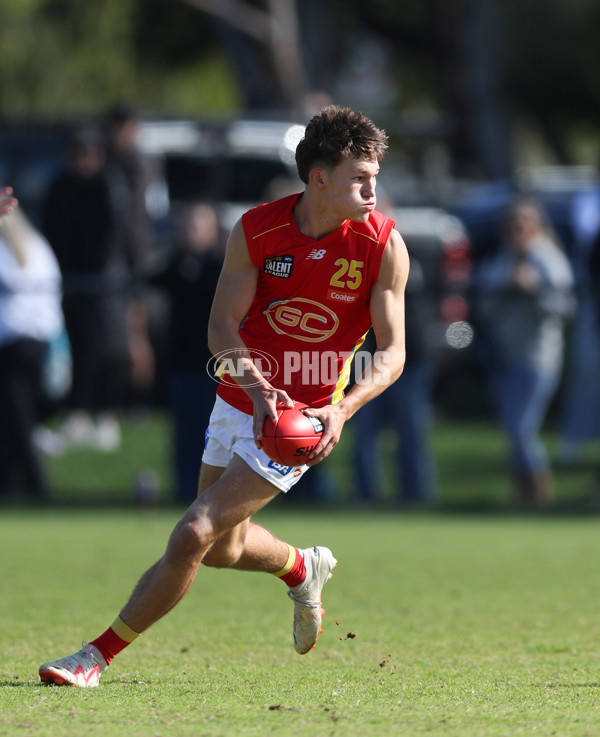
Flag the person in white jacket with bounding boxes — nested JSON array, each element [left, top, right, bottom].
[[0, 206, 64, 497]]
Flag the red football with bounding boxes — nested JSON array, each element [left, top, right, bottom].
[[261, 402, 324, 467]]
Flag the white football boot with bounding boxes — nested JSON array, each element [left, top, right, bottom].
[[39, 643, 107, 687], [287, 546, 337, 654]]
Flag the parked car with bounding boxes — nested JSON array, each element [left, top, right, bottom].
[[394, 206, 472, 360], [136, 117, 304, 232], [139, 118, 474, 358], [448, 166, 600, 263]]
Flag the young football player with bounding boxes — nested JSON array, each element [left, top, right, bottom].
[[39, 106, 409, 687]]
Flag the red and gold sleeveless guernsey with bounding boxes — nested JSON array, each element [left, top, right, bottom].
[[216, 193, 395, 414]]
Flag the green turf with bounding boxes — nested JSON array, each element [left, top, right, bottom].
[[40, 412, 173, 507], [2, 508, 600, 736], [2, 414, 599, 734], [25, 413, 600, 509]]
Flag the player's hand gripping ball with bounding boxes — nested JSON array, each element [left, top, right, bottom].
[[261, 402, 324, 466]]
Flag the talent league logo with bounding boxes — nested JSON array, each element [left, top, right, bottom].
[[206, 348, 279, 387], [263, 255, 294, 278]]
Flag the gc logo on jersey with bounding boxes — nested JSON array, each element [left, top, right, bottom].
[[264, 297, 339, 343], [264, 255, 294, 278]]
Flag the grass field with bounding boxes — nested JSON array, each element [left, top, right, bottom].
[[2, 415, 600, 736], [26, 412, 600, 510], [2, 509, 600, 736]]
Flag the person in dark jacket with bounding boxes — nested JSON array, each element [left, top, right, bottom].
[[352, 248, 438, 505], [42, 127, 130, 451], [149, 202, 225, 502]]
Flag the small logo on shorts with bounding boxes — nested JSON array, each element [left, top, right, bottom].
[[268, 460, 293, 476]]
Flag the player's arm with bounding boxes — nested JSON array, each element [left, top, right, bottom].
[[341, 227, 409, 413], [207, 219, 293, 445], [305, 228, 409, 464]]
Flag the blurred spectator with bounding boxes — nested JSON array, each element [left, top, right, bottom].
[[589, 225, 600, 323], [351, 249, 438, 506], [104, 102, 156, 273], [0, 208, 63, 498], [104, 103, 160, 403], [474, 196, 575, 504], [42, 127, 130, 451], [588, 225, 600, 492], [147, 203, 224, 503]]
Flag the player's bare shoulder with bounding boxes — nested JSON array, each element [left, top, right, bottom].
[[225, 217, 248, 256], [221, 217, 255, 272], [378, 227, 409, 291]]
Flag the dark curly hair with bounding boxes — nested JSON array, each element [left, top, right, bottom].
[[295, 105, 388, 184]]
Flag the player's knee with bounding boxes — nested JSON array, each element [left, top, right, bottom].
[[169, 515, 217, 565], [201, 538, 243, 568]]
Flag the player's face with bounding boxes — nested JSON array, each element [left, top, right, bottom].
[[324, 158, 379, 223]]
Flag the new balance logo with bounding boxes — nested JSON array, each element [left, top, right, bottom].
[[306, 249, 327, 260]]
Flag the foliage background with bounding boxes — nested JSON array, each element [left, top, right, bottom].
[[2, 0, 600, 175], [0, 0, 240, 116]]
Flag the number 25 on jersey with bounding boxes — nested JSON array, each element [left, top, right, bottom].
[[330, 259, 364, 290]]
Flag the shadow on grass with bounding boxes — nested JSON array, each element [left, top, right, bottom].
[[0, 679, 42, 689], [544, 682, 600, 689]]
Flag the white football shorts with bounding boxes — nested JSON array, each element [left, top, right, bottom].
[[202, 395, 310, 493]]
